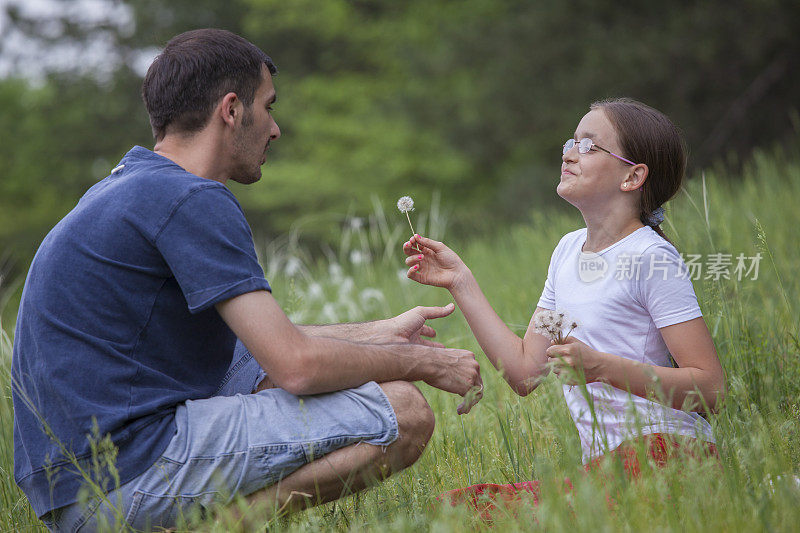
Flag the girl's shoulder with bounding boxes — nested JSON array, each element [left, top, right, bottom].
[[554, 228, 588, 254], [545, 228, 587, 267], [628, 226, 681, 259]]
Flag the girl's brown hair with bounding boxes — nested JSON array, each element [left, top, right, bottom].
[[590, 98, 686, 244]]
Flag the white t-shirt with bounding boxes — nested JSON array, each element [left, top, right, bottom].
[[537, 225, 714, 463]]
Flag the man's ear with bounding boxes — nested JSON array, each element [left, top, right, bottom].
[[218, 92, 241, 129], [622, 163, 649, 192]]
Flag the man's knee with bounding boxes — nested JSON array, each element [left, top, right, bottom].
[[379, 381, 435, 466]]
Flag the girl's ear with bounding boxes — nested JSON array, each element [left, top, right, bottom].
[[622, 163, 649, 192]]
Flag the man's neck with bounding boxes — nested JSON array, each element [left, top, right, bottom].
[[153, 132, 229, 184]]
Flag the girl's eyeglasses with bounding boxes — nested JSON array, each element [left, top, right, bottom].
[[562, 138, 637, 166]]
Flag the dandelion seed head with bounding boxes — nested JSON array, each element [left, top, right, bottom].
[[307, 282, 324, 300], [533, 309, 578, 344], [328, 263, 344, 282], [284, 256, 303, 277], [349, 250, 367, 265], [534, 310, 559, 341], [397, 196, 415, 213], [321, 303, 339, 323]]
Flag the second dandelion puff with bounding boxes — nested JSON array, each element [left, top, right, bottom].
[[533, 310, 578, 345]]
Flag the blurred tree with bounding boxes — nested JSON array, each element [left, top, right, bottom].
[[389, 0, 799, 215], [0, 71, 152, 268], [0, 0, 797, 271]]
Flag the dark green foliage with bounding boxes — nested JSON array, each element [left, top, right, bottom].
[[1, 0, 798, 272], [0, 72, 152, 268]]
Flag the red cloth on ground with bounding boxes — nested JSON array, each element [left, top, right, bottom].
[[437, 433, 718, 520], [585, 432, 718, 478], [438, 481, 542, 521]]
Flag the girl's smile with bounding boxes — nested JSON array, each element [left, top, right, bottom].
[[560, 165, 577, 177]]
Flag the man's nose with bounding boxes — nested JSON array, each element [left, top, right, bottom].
[[270, 120, 281, 140], [562, 147, 578, 163]]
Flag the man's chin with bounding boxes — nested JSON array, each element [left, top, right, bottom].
[[230, 168, 262, 185]]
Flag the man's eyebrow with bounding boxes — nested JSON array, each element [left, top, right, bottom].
[[575, 131, 597, 139]]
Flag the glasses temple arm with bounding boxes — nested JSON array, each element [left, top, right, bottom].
[[595, 145, 636, 166]]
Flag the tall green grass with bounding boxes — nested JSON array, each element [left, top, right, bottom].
[[1, 293, 41, 528], [3, 146, 800, 531]]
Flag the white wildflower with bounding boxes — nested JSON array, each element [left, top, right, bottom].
[[321, 303, 339, 323], [337, 277, 355, 301], [397, 196, 415, 213], [328, 263, 344, 282], [284, 256, 303, 277], [349, 249, 367, 265], [306, 282, 324, 300], [397, 195, 422, 253], [534, 309, 579, 344], [348, 216, 364, 230]]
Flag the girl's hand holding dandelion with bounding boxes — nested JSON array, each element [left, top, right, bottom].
[[396, 197, 464, 283], [403, 234, 470, 290], [545, 337, 607, 385], [534, 310, 603, 385]]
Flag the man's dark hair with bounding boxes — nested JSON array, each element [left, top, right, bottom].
[[142, 28, 277, 140]]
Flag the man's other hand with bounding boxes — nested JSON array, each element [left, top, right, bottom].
[[375, 303, 456, 346]]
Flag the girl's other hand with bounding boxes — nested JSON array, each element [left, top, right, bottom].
[[403, 235, 468, 290], [545, 336, 606, 385]]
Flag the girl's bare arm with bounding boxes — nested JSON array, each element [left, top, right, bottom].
[[404, 234, 551, 395]]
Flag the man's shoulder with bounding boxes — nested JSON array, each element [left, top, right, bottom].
[[82, 147, 236, 224], [107, 146, 226, 197]]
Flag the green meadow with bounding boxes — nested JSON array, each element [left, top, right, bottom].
[[3, 146, 800, 531]]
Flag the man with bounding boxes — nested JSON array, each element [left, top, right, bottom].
[[12, 28, 482, 531]]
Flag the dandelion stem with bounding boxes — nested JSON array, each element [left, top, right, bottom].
[[405, 212, 416, 237], [405, 212, 423, 253]]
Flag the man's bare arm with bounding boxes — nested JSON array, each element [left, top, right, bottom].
[[298, 304, 455, 346], [298, 321, 388, 342], [216, 291, 481, 413]]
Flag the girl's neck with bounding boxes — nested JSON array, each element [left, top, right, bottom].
[[581, 211, 644, 253]]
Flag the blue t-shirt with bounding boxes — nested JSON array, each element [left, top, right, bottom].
[[12, 146, 271, 517]]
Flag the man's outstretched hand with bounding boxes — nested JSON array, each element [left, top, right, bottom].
[[376, 303, 456, 347]]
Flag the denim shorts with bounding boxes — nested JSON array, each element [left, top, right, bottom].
[[42, 341, 399, 532]]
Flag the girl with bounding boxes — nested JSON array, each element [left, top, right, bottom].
[[403, 98, 724, 475]]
